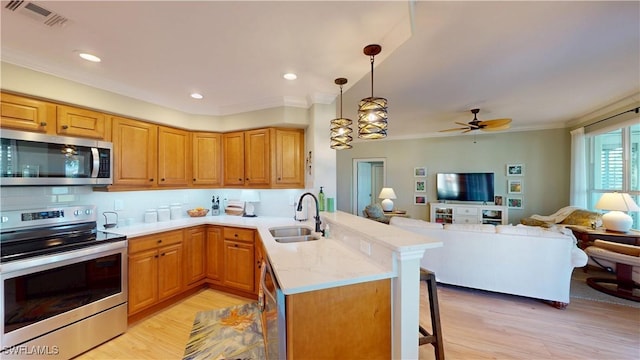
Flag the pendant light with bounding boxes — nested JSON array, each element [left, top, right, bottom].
[[358, 44, 388, 139], [330, 77, 353, 150]]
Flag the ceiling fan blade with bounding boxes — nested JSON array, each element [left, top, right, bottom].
[[455, 121, 479, 128], [439, 127, 469, 132], [481, 124, 511, 131], [479, 118, 512, 128]]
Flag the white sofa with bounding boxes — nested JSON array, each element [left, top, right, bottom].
[[390, 217, 588, 306]]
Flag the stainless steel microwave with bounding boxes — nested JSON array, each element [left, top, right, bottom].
[[0, 129, 113, 186]]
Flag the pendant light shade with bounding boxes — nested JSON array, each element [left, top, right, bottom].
[[330, 77, 353, 150], [358, 44, 388, 139]]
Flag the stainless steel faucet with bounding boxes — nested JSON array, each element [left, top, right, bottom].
[[297, 192, 324, 236]]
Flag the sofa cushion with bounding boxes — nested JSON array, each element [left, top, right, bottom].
[[389, 217, 443, 229], [496, 224, 566, 238], [443, 223, 496, 233]]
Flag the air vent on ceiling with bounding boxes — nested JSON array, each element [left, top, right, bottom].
[[4, 0, 68, 27]]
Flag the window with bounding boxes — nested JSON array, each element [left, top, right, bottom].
[[587, 123, 640, 229]]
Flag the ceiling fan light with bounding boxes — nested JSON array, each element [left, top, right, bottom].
[[358, 96, 388, 139]]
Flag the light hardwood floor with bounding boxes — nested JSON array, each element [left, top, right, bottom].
[[77, 285, 639, 360]]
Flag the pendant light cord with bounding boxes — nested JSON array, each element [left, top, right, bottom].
[[339, 84, 344, 117], [370, 56, 375, 97]]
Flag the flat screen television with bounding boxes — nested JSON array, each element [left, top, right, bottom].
[[436, 172, 495, 202]]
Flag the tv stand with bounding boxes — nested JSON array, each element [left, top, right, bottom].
[[430, 203, 508, 225]]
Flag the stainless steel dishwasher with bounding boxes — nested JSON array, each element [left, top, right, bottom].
[[258, 258, 286, 360]]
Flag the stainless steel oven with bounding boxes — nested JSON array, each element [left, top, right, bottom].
[[0, 206, 127, 359]]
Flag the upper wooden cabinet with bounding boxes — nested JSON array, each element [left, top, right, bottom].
[[223, 128, 304, 188], [111, 117, 190, 189], [192, 132, 222, 186], [57, 105, 108, 140], [111, 116, 158, 188], [157, 126, 190, 187], [1, 92, 56, 134], [223, 129, 270, 187], [273, 128, 305, 188]]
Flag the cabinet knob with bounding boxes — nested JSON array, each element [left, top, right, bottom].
[[161, 252, 166, 256], [61, 125, 69, 130], [161, 178, 165, 182], [193, 178, 196, 181], [154, 255, 159, 258], [234, 244, 238, 247], [278, 177, 281, 180], [157, 239, 162, 244], [238, 178, 242, 181], [39, 122, 47, 127], [246, 178, 250, 181], [234, 233, 238, 237], [149, 178, 154, 182]]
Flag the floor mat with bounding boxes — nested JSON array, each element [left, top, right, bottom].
[[183, 302, 266, 360], [571, 267, 639, 308]]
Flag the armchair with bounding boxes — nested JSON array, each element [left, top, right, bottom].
[[584, 239, 640, 302]]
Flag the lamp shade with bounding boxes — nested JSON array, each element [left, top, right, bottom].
[[595, 192, 639, 232], [378, 188, 397, 200]]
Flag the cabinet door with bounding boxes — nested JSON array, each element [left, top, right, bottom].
[[206, 226, 224, 283], [192, 132, 222, 186], [128, 249, 158, 315], [274, 128, 304, 188], [244, 128, 270, 187], [158, 126, 190, 187], [57, 105, 106, 139], [158, 243, 183, 300], [111, 116, 158, 187], [0, 92, 56, 134], [223, 131, 245, 186], [223, 240, 255, 292], [184, 227, 206, 286]]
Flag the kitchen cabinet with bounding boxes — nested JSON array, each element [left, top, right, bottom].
[[1, 92, 56, 134], [192, 132, 222, 186], [206, 226, 224, 284], [223, 129, 270, 187], [128, 230, 183, 315], [272, 128, 305, 188], [222, 227, 255, 293], [157, 125, 190, 187], [285, 279, 391, 359], [184, 226, 207, 287], [57, 105, 108, 140], [111, 116, 157, 188], [111, 117, 190, 189]]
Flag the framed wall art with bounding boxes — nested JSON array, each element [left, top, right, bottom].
[[507, 197, 523, 209], [415, 179, 426, 192], [508, 179, 523, 194], [414, 195, 427, 205], [506, 164, 523, 176], [414, 167, 427, 177]]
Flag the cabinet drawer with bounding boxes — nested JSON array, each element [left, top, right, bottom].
[[223, 227, 254, 242], [456, 207, 478, 216], [454, 216, 478, 224], [129, 230, 183, 253]]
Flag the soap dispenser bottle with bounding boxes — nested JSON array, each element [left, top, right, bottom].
[[318, 186, 325, 212]]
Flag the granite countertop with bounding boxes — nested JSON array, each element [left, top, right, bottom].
[[106, 211, 439, 295]]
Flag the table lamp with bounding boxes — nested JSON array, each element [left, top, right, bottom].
[[595, 192, 639, 232], [379, 187, 397, 212], [240, 190, 260, 217]]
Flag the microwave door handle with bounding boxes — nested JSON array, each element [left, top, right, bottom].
[[90, 148, 99, 178]]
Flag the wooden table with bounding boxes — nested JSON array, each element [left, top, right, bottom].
[[568, 225, 640, 249], [384, 210, 409, 218]]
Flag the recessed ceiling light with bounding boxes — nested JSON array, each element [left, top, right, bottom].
[[283, 73, 297, 80], [190, 93, 203, 99], [78, 52, 101, 62]]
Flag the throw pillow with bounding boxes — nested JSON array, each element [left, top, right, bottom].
[[561, 210, 602, 227]]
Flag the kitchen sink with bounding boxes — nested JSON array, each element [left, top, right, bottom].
[[273, 234, 321, 243], [269, 226, 313, 238], [269, 226, 320, 243]]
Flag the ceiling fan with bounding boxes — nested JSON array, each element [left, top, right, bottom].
[[440, 109, 512, 133]]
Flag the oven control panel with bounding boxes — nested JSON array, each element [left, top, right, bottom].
[[0, 205, 97, 231]]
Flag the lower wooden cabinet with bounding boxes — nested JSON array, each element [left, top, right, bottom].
[[184, 226, 207, 287], [222, 227, 255, 293], [206, 226, 224, 284], [128, 230, 183, 315]]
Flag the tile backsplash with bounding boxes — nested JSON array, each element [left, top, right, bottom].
[[0, 186, 306, 228]]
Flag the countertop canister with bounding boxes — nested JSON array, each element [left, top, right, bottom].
[[157, 206, 170, 222], [144, 209, 158, 223], [170, 203, 182, 220]]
